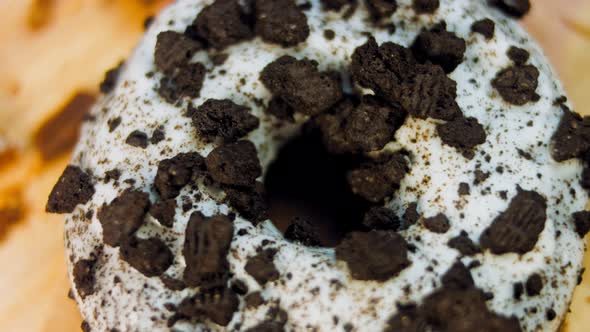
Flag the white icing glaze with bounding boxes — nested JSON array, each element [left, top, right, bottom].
[[64, 0, 586, 331]]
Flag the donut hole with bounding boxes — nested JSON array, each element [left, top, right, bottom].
[[264, 127, 371, 247]]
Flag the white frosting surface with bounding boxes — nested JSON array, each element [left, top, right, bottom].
[[64, 0, 587, 331]]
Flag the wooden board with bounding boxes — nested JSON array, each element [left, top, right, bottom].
[[0, 0, 588, 331]]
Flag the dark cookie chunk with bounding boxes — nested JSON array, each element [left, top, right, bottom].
[[266, 97, 295, 121], [120, 236, 173, 277], [546, 308, 556, 321], [126, 130, 149, 149], [245, 249, 280, 285], [155, 31, 203, 74], [437, 116, 487, 151], [459, 182, 471, 196], [285, 217, 321, 246], [336, 230, 410, 281], [191, 99, 260, 143], [81, 321, 91, 332], [572, 211, 590, 238], [183, 212, 234, 288], [254, 0, 310, 47], [348, 153, 408, 203], [507, 46, 530, 66], [73, 258, 97, 299], [386, 262, 522, 332], [448, 233, 481, 256], [158, 62, 207, 103], [150, 128, 166, 144], [260, 56, 343, 116], [245, 291, 265, 308], [492, 64, 539, 105], [188, 0, 253, 49], [412, 0, 439, 14], [490, 0, 531, 18], [362, 206, 400, 231], [97, 190, 151, 247], [161, 275, 187, 291], [513, 282, 524, 300], [317, 95, 406, 153], [471, 18, 495, 39], [224, 181, 269, 223], [47, 165, 95, 214], [108, 117, 122, 132], [480, 189, 547, 254], [230, 279, 248, 295], [149, 199, 176, 227], [100, 62, 123, 94], [206, 140, 262, 186], [104, 169, 121, 183], [423, 213, 450, 233], [551, 109, 590, 162], [245, 307, 288, 332], [525, 273, 543, 296], [403, 202, 420, 228], [320, 0, 354, 10], [474, 170, 491, 185], [351, 37, 461, 121], [366, 0, 398, 20], [324, 29, 336, 40], [155, 152, 205, 200], [411, 23, 466, 73], [177, 286, 239, 326]]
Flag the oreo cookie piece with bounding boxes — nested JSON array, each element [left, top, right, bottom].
[[254, 0, 310, 47], [348, 153, 409, 203], [188, 0, 253, 49], [245, 249, 280, 285], [480, 189, 547, 255], [411, 22, 466, 73], [492, 64, 539, 106], [191, 99, 260, 143], [97, 190, 151, 247], [177, 286, 239, 326], [154, 152, 205, 200], [490, 0, 531, 18], [120, 236, 173, 277], [471, 18, 495, 39], [336, 230, 410, 281], [47, 165, 95, 214], [73, 257, 98, 299], [412, 0, 439, 14], [205, 140, 262, 187]]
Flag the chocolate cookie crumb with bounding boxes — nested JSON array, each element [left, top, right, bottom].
[[183, 212, 234, 288], [155, 31, 203, 74], [492, 64, 539, 105], [546, 308, 556, 321], [336, 230, 410, 281], [260, 56, 342, 116], [318, 95, 406, 153], [423, 213, 450, 233], [513, 282, 524, 300], [320, 0, 354, 11], [231, 279, 249, 295], [161, 275, 187, 291], [157, 62, 207, 103], [362, 206, 400, 231], [177, 286, 239, 326], [412, 0, 439, 14], [437, 117, 487, 151], [324, 29, 336, 40], [448, 233, 481, 256], [245, 291, 265, 308], [81, 321, 91, 332], [507, 46, 530, 66], [285, 217, 321, 246], [188, 0, 253, 49], [100, 62, 124, 94], [403, 203, 420, 228], [97, 190, 151, 247], [490, 0, 531, 18], [120, 236, 173, 277], [366, 0, 398, 20], [107, 117, 122, 133], [126, 130, 149, 149], [551, 109, 590, 162], [254, 0, 310, 47], [459, 183, 471, 196], [150, 128, 166, 145], [47, 166, 95, 214], [224, 181, 269, 223], [149, 199, 176, 227], [471, 18, 495, 39], [525, 273, 543, 296], [155, 152, 205, 199], [572, 211, 590, 238], [191, 99, 260, 143], [480, 189, 547, 254], [73, 258, 97, 299], [245, 249, 280, 285], [348, 153, 408, 203], [411, 22, 466, 73], [206, 140, 262, 187]]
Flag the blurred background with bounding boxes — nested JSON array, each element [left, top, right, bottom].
[[0, 0, 588, 331]]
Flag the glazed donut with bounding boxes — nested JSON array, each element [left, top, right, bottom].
[[46, 0, 590, 331]]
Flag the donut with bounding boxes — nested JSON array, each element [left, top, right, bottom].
[[46, 0, 590, 331]]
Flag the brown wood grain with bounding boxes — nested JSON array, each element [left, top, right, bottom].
[[0, 1, 588, 331]]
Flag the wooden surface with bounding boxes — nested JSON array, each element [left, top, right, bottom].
[[0, 1, 588, 331]]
